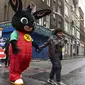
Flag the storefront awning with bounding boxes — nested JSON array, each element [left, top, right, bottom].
[[0, 22, 53, 37], [2, 27, 15, 32], [0, 22, 15, 32]]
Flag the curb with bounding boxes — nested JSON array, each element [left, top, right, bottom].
[[31, 60, 41, 62]]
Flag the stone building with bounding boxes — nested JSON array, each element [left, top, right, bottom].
[[79, 7, 85, 56], [63, 0, 80, 58]]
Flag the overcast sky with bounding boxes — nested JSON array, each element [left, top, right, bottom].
[[79, 0, 85, 26]]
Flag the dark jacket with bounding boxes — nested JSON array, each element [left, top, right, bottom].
[[4, 38, 10, 54], [40, 35, 66, 59]]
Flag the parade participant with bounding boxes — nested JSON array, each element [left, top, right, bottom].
[[9, 0, 51, 85], [39, 29, 67, 85]]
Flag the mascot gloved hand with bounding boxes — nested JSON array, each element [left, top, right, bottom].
[[9, 0, 51, 85]]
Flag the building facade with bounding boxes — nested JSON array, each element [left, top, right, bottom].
[[79, 7, 85, 56], [0, 0, 84, 59], [63, 0, 80, 59], [50, 0, 64, 30]]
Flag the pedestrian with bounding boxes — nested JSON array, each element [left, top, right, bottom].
[[0, 36, 6, 68], [39, 29, 67, 85], [4, 37, 10, 68]]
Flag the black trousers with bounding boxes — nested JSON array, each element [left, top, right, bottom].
[[49, 53, 62, 82], [5, 53, 10, 66]]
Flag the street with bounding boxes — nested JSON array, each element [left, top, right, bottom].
[[0, 57, 85, 85], [0, 0, 84, 85]]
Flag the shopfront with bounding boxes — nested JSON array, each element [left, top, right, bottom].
[[1, 22, 51, 59]]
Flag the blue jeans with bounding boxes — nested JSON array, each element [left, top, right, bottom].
[[49, 53, 62, 82]]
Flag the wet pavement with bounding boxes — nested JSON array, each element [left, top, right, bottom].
[[29, 65, 85, 85], [1, 57, 85, 85]]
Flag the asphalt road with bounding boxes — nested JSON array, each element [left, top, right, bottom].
[[0, 58, 85, 85]]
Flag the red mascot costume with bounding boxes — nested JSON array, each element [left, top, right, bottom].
[[9, 0, 51, 85]]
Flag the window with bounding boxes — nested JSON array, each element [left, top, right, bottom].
[[30, 2, 36, 13], [66, 0, 68, 3], [58, 16, 62, 22], [58, 6, 62, 14], [42, 0, 44, 2], [43, 15, 50, 28], [39, 18, 43, 26], [58, 0, 62, 14], [75, 19, 80, 28], [71, 5, 75, 11], [53, 14, 56, 19], [76, 9, 79, 17], [52, 14, 56, 26], [64, 21, 69, 32], [58, 0, 62, 6], [65, 6, 69, 16], [58, 22, 61, 29], [53, 0, 56, 2], [47, 0, 50, 6], [46, 15, 50, 28], [53, 5, 56, 12], [77, 30, 80, 39], [72, 27, 75, 36]]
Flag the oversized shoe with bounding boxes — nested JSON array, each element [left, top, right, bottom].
[[10, 79, 24, 85]]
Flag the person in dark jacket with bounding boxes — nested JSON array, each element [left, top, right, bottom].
[[4, 38, 10, 67], [39, 29, 67, 85]]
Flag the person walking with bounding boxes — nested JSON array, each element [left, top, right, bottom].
[[39, 29, 67, 85], [4, 38, 10, 67]]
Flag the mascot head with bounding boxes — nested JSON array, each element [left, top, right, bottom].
[[9, 0, 51, 33]]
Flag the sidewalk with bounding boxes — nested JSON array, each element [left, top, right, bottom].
[[0, 57, 85, 85], [61, 57, 85, 75], [30, 57, 85, 75]]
